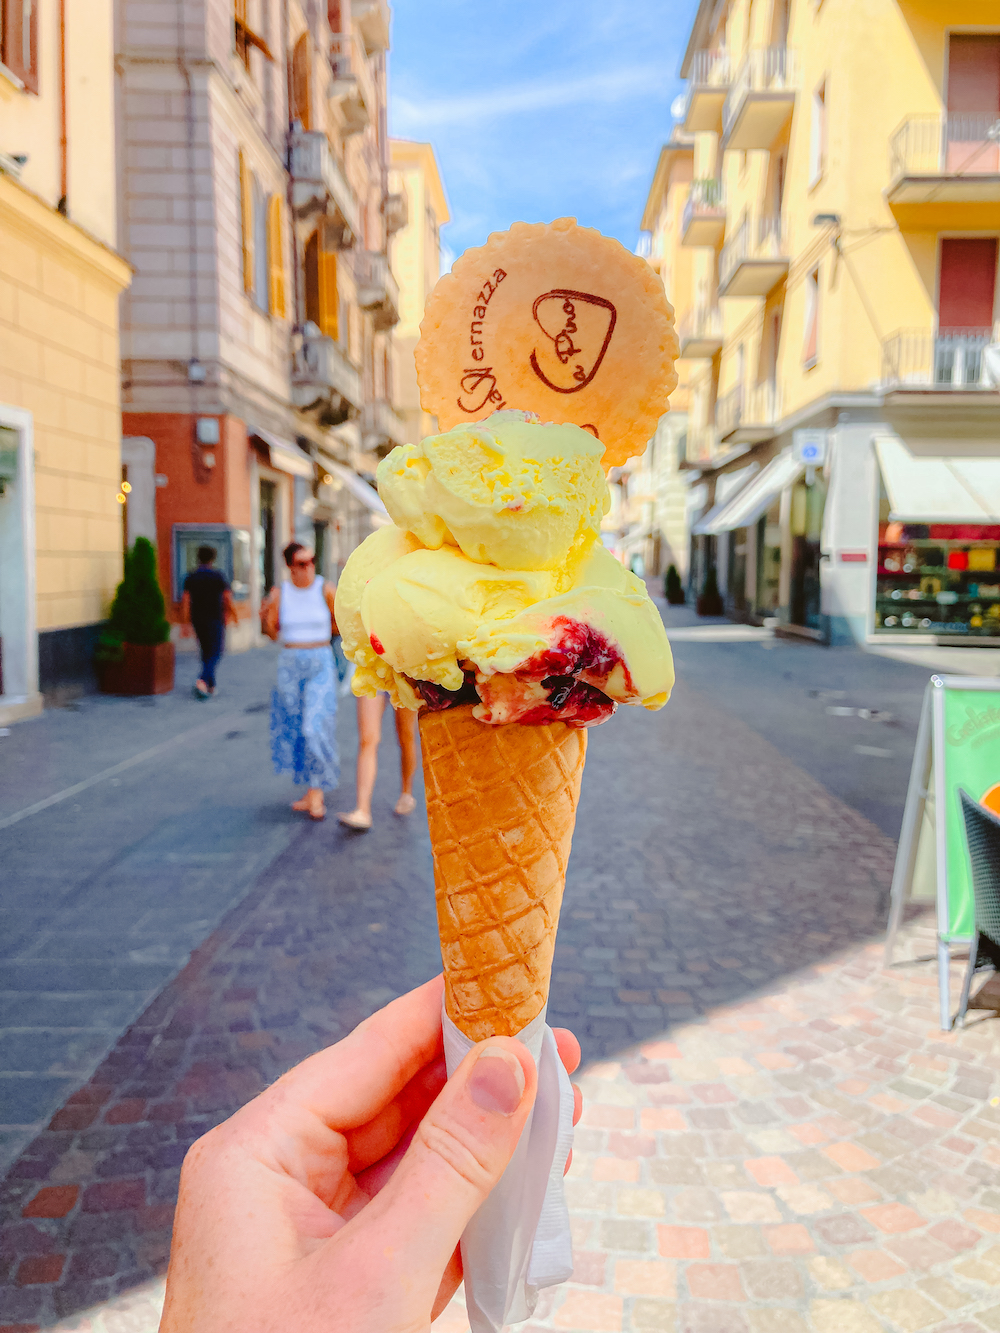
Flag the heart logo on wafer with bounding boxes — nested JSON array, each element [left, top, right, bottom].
[[529, 290, 617, 394]]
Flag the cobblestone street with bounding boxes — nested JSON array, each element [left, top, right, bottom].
[[2, 626, 999, 1331]]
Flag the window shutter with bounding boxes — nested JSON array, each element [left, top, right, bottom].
[[2, 0, 39, 92], [239, 150, 254, 294], [317, 225, 339, 340], [292, 32, 313, 130], [267, 195, 288, 319]]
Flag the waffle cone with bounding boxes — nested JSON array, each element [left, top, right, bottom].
[[420, 705, 587, 1041]]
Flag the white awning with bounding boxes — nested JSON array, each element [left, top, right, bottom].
[[875, 436, 1000, 522], [694, 450, 802, 535], [252, 428, 315, 479], [322, 461, 388, 516]]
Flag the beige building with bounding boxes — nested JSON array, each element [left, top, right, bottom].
[[0, 0, 131, 717], [670, 0, 1000, 643], [117, 0, 406, 640], [389, 139, 449, 442]]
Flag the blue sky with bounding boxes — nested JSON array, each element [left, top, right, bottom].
[[388, 0, 700, 268]]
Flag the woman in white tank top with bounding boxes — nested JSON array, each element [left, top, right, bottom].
[[260, 542, 339, 820]]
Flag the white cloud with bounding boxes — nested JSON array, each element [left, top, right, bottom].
[[392, 63, 668, 132]]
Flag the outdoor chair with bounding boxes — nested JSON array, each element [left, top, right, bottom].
[[954, 789, 1000, 1028]]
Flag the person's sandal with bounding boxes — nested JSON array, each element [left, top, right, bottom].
[[308, 798, 326, 822], [193, 681, 209, 700], [338, 809, 372, 831], [394, 793, 417, 816]]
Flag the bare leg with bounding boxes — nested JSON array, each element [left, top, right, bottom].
[[339, 694, 384, 828], [394, 707, 419, 815]]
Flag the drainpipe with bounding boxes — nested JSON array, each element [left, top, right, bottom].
[[176, 6, 210, 485], [58, 0, 67, 212]]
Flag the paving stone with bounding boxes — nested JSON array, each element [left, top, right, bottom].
[[869, 1287, 945, 1331]]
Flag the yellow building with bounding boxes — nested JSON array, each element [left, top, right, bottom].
[[622, 134, 697, 580], [389, 139, 450, 442], [671, 0, 1000, 644], [0, 1, 131, 717]]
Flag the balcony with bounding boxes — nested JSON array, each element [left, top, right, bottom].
[[723, 47, 797, 150], [681, 50, 732, 133], [329, 32, 373, 136], [718, 216, 789, 297], [292, 334, 362, 412], [717, 381, 781, 444], [355, 252, 400, 330], [881, 327, 1000, 406], [288, 130, 360, 244], [888, 114, 1000, 227], [384, 190, 408, 235], [678, 305, 723, 358], [682, 179, 727, 247], [362, 399, 408, 452], [352, 0, 390, 55], [683, 426, 720, 467]]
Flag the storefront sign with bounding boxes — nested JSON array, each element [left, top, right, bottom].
[[885, 675, 1000, 1029], [792, 429, 828, 467]]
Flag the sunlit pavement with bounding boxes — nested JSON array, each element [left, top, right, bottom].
[[2, 622, 999, 1331]]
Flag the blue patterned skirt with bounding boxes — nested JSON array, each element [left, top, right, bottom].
[[270, 646, 340, 790]]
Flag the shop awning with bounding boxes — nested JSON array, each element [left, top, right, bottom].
[[322, 460, 388, 516], [694, 451, 801, 535], [875, 436, 1000, 522], [251, 428, 315, 479]]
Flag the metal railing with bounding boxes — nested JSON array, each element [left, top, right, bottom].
[[678, 304, 723, 346], [889, 113, 1000, 181], [288, 130, 360, 239], [718, 214, 787, 291], [682, 179, 727, 235], [717, 381, 781, 436], [354, 251, 400, 328], [292, 334, 362, 409], [688, 48, 733, 88], [881, 326, 999, 389], [684, 426, 719, 465], [723, 46, 798, 139], [362, 399, 408, 448], [330, 31, 375, 131]]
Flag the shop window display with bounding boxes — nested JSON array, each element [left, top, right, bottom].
[[755, 508, 781, 620], [875, 518, 1000, 639]]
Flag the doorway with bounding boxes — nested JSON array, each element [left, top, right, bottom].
[[0, 410, 39, 711], [788, 474, 827, 631], [259, 479, 276, 594]]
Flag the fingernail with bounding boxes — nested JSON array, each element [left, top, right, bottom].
[[469, 1045, 526, 1116]]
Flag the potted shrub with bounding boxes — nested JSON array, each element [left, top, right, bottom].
[[664, 563, 686, 605], [96, 537, 175, 695], [696, 564, 724, 617]]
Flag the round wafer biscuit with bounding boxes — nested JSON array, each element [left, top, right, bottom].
[[415, 217, 679, 469]]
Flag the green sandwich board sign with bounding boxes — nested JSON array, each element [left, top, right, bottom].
[[885, 676, 1000, 1030]]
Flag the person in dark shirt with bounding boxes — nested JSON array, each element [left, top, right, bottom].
[[181, 546, 237, 699]]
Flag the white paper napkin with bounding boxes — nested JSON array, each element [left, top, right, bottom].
[[441, 1004, 575, 1332]]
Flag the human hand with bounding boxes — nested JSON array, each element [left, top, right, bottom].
[[160, 975, 582, 1333]]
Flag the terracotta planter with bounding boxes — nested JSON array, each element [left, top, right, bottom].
[[98, 641, 175, 696]]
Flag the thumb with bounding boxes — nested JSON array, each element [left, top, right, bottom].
[[333, 1037, 537, 1315]]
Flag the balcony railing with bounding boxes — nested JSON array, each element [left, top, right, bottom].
[[881, 326, 1000, 391], [678, 305, 723, 358], [355, 252, 400, 330], [292, 334, 362, 411], [384, 191, 408, 235], [681, 49, 732, 132], [330, 32, 373, 136], [288, 130, 360, 242], [723, 46, 798, 148], [352, 0, 390, 55], [362, 399, 408, 451], [681, 179, 727, 246], [890, 113, 1000, 183], [718, 215, 788, 297], [684, 426, 719, 466], [717, 381, 781, 440]]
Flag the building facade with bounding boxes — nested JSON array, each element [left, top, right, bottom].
[[389, 138, 449, 443], [117, 0, 405, 643], [0, 0, 132, 717], [670, 0, 1000, 644], [625, 135, 697, 582]]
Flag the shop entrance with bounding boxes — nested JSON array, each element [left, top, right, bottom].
[[259, 479, 276, 594], [755, 506, 781, 621], [789, 474, 827, 632]]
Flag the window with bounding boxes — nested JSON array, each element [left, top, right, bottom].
[[803, 266, 820, 367], [252, 179, 269, 311], [304, 222, 339, 337], [239, 150, 285, 315], [1, 0, 38, 92], [239, 150, 255, 294], [234, 0, 274, 70], [267, 195, 288, 319], [809, 81, 826, 184], [291, 31, 312, 129]]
